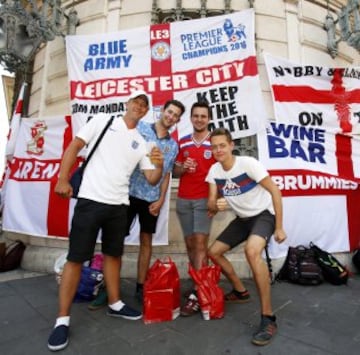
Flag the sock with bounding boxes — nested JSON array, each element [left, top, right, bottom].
[[55, 316, 70, 328], [136, 282, 143, 292], [263, 314, 276, 322], [188, 293, 198, 301], [109, 300, 125, 311]]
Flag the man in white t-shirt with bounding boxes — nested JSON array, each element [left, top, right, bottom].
[[206, 128, 286, 347], [47, 91, 163, 352]]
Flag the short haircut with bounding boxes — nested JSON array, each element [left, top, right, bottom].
[[190, 101, 212, 119], [163, 99, 186, 116], [210, 127, 233, 143]]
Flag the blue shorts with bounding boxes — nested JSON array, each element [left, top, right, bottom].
[[217, 210, 275, 249], [67, 198, 128, 262], [176, 198, 212, 237]]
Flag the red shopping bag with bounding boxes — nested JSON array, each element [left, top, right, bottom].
[[188, 262, 224, 320], [143, 257, 180, 324]]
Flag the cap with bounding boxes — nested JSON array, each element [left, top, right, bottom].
[[128, 90, 149, 106]]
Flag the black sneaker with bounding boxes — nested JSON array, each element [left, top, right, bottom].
[[47, 325, 69, 351], [252, 315, 277, 346], [107, 304, 142, 320]]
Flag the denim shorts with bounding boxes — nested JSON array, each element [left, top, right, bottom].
[[176, 198, 212, 237], [217, 210, 275, 249]]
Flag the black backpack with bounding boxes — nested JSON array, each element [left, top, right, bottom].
[[276, 245, 323, 285], [310, 242, 349, 285], [0, 240, 26, 272], [353, 249, 360, 272]]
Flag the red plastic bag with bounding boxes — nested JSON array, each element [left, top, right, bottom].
[[143, 257, 180, 324], [188, 263, 224, 320]]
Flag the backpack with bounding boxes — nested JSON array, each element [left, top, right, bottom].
[[276, 245, 323, 285], [353, 249, 360, 272], [0, 240, 26, 272], [310, 242, 349, 285]]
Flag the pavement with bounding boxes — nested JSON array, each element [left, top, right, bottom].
[[0, 270, 360, 355]]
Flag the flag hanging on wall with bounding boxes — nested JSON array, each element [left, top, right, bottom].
[[262, 53, 360, 258], [5, 82, 27, 160], [264, 53, 360, 182], [2, 115, 170, 245], [66, 9, 267, 140]]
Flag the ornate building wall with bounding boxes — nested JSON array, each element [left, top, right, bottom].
[[8, 0, 359, 276]]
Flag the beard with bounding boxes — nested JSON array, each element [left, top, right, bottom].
[[193, 126, 208, 133]]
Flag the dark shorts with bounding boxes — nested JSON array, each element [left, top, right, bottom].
[[217, 210, 275, 249], [126, 196, 158, 234], [67, 198, 128, 262]]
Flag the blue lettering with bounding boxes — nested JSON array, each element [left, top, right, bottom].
[[83, 55, 132, 72], [268, 136, 326, 163], [268, 136, 288, 158], [270, 122, 326, 143], [290, 140, 308, 161], [88, 40, 128, 56], [308, 142, 326, 163]]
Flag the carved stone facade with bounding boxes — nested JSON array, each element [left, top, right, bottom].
[[5, 0, 359, 277]]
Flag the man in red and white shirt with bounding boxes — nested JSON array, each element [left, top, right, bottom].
[[173, 101, 216, 316]]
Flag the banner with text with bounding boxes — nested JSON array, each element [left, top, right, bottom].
[[264, 53, 360, 182], [66, 9, 267, 140], [258, 123, 360, 258], [1, 116, 169, 244]]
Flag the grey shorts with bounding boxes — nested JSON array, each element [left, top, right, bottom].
[[176, 198, 211, 237], [217, 210, 275, 249]]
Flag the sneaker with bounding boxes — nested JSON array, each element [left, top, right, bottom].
[[180, 294, 200, 317], [224, 289, 251, 303], [183, 288, 195, 299], [107, 304, 142, 320], [88, 287, 108, 311], [252, 315, 277, 346], [47, 325, 69, 351]]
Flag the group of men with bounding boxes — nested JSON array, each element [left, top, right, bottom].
[[47, 90, 286, 352]]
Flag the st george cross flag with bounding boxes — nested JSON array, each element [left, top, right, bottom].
[[2, 115, 170, 245], [264, 53, 360, 182], [2, 115, 78, 237], [66, 9, 267, 140], [5, 82, 27, 160], [258, 126, 360, 258], [264, 53, 360, 134]]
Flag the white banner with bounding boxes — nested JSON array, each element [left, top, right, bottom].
[[264, 53, 360, 135], [3, 116, 78, 237], [2, 115, 169, 245], [66, 9, 267, 140]]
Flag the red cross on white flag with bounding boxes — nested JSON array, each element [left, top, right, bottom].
[[261, 54, 360, 258], [5, 82, 27, 161]]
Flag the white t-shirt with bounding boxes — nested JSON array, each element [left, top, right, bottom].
[[206, 156, 274, 218], [76, 114, 153, 205]]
